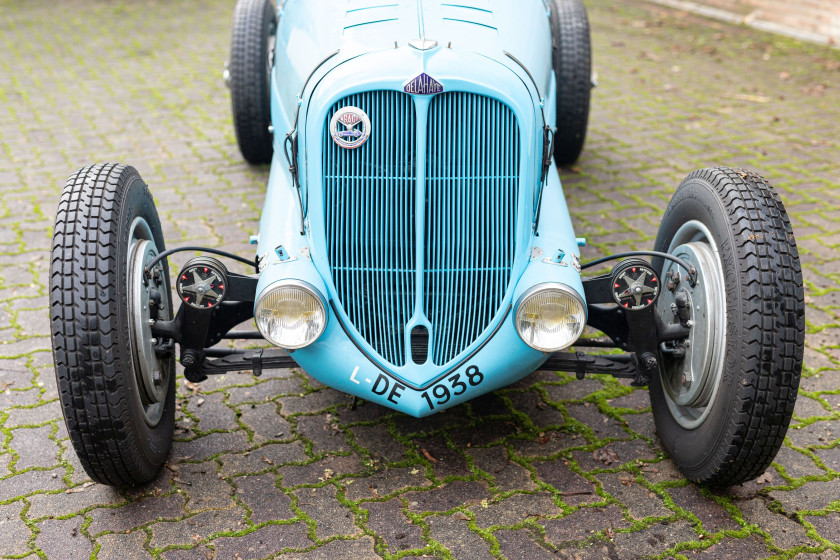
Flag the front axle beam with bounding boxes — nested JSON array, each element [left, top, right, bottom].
[[193, 347, 638, 382]]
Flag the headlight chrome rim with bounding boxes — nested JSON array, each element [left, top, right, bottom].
[[255, 280, 328, 350], [514, 283, 587, 353]]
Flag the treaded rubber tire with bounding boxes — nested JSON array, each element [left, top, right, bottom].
[[50, 163, 175, 487], [230, 0, 276, 164], [550, 0, 592, 165], [651, 167, 805, 486]]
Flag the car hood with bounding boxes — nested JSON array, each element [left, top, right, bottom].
[[282, 0, 548, 52], [275, 0, 552, 131], [338, 0, 548, 54]]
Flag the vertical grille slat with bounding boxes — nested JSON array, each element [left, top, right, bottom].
[[324, 90, 519, 369], [324, 91, 417, 367], [425, 92, 520, 365]]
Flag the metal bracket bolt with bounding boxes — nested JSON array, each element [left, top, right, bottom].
[[181, 349, 200, 367], [641, 352, 658, 370], [666, 270, 681, 292]]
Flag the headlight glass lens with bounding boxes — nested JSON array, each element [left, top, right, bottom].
[[515, 287, 586, 352], [255, 284, 326, 349]]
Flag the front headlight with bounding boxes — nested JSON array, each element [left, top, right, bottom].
[[255, 281, 327, 349], [515, 284, 586, 352]]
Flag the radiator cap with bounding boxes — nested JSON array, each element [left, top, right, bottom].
[[408, 38, 438, 51]]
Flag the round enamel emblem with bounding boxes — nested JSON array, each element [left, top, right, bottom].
[[330, 106, 371, 149]]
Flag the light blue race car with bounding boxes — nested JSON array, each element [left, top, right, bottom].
[[50, 0, 806, 487]]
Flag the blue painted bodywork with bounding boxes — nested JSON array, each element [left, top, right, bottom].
[[254, 0, 584, 417]]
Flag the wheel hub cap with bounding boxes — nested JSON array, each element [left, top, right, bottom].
[[655, 221, 727, 429], [127, 218, 171, 427]]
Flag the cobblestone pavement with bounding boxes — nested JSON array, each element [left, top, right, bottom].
[[1, 0, 839, 558]]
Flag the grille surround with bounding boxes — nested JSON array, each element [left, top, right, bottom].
[[322, 89, 520, 371]]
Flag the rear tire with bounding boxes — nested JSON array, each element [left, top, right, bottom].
[[230, 0, 276, 164], [50, 163, 175, 487], [651, 167, 805, 486], [550, 0, 592, 165]]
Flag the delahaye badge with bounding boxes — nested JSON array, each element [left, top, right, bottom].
[[404, 72, 444, 95], [329, 106, 371, 149]]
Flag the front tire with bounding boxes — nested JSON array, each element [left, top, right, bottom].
[[50, 164, 175, 487], [229, 0, 276, 164], [651, 168, 805, 486]]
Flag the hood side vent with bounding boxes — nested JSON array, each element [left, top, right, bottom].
[[344, 3, 401, 31], [441, 2, 496, 30]]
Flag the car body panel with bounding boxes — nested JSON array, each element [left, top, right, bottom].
[[257, 0, 583, 416]]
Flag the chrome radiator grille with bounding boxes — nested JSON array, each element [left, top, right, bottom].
[[424, 92, 520, 365], [323, 90, 519, 368]]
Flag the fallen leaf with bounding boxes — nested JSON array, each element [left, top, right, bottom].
[[196, 398, 205, 407], [452, 512, 470, 520], [0, 381, 13, 391], [185, 380, 201, 394], [755, 472, 773, 484], [65, 481, 95, 494], [421, 448, 438, 463], [778, 71, 791, 80], [593, 447, 621, 466], [801, 83, 828, 97], [733, 94, 771, 103]]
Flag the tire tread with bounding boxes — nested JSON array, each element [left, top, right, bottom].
[[658, 167, 804, 486], [50, 163, 171, 487], [551, 0, 592, 164], [230, 0, 275, 164]]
